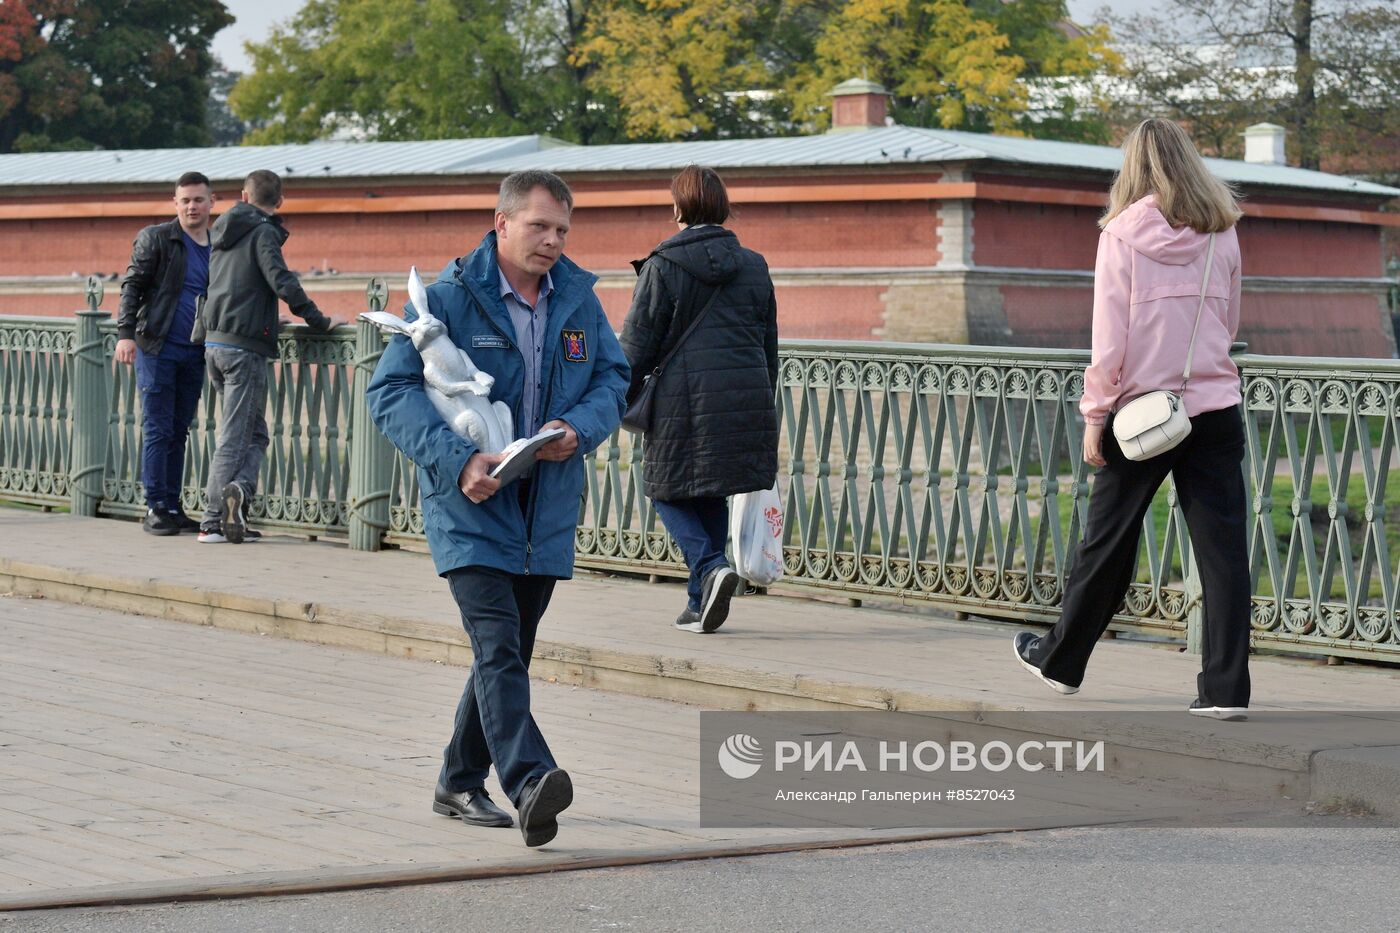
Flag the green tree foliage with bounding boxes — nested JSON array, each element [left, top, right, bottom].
[[232, 0, 1115, 144], [574, 0, 780, 140], [0, 0, 232, 153], [584, 0, 1117, 140], [205, 59, 248, 148], [230, 0, 620, 145], [1108, 0, 1400, 175]]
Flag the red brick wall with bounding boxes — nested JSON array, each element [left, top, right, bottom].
[[972, 202, 1102, 270], [999, 284, 1095, 347], [1237, 291, 1389, 357], [1236, 216, 1382, 277], [0, 195, 941, 284], [996, 283, 1390, 358], [972, 199, 1388, 279]]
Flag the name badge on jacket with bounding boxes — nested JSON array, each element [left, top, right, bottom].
[[472, 335, 510, 349], [562, 329, 588, 362]]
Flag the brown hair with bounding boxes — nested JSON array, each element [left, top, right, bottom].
[[671, 165, 730, 226], [176, 171, 211, 190], [243, 170, 282, 210], [1101, 118, 1241, 233]]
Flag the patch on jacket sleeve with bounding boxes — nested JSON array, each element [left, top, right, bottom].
[[471, 335, 510, 349], [562, 329, 588, 362]]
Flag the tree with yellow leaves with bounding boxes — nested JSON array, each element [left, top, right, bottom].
[[787, 0, 1117, 138], [573, 0, 780, 140]]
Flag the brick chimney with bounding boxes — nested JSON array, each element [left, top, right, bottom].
[[1242, 122, 1287, 165], [827, 78, 891, 133]]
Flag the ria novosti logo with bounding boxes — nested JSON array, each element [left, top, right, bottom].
[[717, 733, 764, 779]]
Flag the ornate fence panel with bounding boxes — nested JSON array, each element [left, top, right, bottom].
[[1239, 358, 1400, 659], [0, 316, 75, 507], [98, 321, 359, 536], [7, 306, 1400, 662], [576, 341, 1197, 640]]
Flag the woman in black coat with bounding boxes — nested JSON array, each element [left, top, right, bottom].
[[620, 165, 780, 635]]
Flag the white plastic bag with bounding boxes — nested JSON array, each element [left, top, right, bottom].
[[730, 482, 784, 586]]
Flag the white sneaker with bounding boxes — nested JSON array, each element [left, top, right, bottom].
[[197, 528, 227, 544]]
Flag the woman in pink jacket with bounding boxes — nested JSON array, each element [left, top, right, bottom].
[[1013, 118, 1251, 720]]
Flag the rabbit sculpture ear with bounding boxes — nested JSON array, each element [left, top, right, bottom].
[[358, 311, 412, 335], [407, 266, 432, 322]]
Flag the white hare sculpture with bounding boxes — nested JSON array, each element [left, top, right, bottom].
[[360, 266, 514, 453]]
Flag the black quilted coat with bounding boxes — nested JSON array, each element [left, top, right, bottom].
[[620, 225, 779, 501]]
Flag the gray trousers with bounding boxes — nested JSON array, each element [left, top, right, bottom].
[[202, 346, 271, 524]]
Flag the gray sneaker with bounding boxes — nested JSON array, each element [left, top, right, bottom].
[[675, 608, 704, 633], [698, 565, 739, 633], [222, 483, 246, 544]]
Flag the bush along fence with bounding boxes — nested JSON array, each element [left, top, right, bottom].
[[4, 277, 1400, 663]]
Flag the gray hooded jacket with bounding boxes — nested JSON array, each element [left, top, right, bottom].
[[195, 201, 332, 357]]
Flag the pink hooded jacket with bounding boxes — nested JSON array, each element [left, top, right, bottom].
[[1080, 195, 1243, 425]]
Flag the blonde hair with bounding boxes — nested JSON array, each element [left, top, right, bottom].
[[1100, 118, 1242, 233]]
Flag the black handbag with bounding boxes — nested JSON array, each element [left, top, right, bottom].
[[622, 275, 724, 435]]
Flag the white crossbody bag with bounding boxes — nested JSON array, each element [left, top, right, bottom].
[[1111, 232, 1216, 461]]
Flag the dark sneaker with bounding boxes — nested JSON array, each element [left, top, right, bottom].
[[141, 508, 180, 536], [242, 527, 262, 541], [171, 509, 201, 532], [698, 565, 739, 633], [1188, 698, 1248, 721], [197, 525, 226, 544], [222, 483, 246, 544], [1012, 632, 1079, 695], [675, 607, 704, 633]]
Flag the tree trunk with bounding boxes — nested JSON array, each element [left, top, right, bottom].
[[1291, 0, 1320, 169]]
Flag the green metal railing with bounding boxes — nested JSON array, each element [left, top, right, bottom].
[[4, 279, 1400, 662]]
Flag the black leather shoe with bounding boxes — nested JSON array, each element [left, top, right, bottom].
[[517, 768, 572, 848], [433, 785, 513, 827]]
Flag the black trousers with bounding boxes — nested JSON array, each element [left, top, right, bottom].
[[1031, 405, 1251, 707]]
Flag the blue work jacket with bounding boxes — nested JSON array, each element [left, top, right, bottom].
[[366, 232, 629, 577]]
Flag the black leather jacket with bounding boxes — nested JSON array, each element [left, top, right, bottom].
[[117, 218, 192, 356]]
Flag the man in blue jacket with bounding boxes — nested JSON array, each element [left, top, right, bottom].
[[367, 171, 628, 848]]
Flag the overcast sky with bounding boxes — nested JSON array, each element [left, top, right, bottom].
[[212, 0, 1152, 73]]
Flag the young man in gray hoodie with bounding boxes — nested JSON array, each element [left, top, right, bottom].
[[193, 170, 341, 543]]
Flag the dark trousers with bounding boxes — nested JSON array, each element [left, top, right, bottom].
[[135, 342, 205, 510], [653, 496, 730, 611], [440, 566, 558, 806], [1031, 405, 1252, 707]]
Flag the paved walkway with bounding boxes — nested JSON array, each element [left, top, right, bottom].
[[2, 511, 1397, 718], [1, 598, 1236, 910], [2, 509, 1399, 909]]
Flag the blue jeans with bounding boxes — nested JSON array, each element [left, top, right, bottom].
[[653, 497, 730, 612], [440, 567, 558, 805], [202, 346, 270, 525], [135, 342, 205, 510]]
